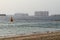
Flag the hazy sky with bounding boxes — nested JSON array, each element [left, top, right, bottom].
[[0, 0, 60, 15]]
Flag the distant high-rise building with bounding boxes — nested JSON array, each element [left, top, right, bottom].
[[35, 11, 49, 17]]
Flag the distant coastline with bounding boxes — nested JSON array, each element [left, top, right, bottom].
[[0, 11, 60, 22]]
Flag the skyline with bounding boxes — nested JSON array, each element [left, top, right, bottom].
[[0, 11, 60, 16], [1, 10, 60, 16], [0, 0, 60, 15]]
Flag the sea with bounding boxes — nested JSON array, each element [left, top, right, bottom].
[[0, 20, 60, 36]]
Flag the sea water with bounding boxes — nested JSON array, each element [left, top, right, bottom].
[[0, 21, 60, 36]]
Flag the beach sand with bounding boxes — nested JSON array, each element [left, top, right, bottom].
[[0, 31, 60, 40]]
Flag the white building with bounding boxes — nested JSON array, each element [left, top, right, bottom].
[[35, 11, 49, 17], [14, 13, 29, 20], [15, 13, 28, 17]]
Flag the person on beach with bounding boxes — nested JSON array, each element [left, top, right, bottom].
[[10, 16, 14, 22]]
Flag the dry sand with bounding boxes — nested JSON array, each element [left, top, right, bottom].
[[0, 31, 60, 40]]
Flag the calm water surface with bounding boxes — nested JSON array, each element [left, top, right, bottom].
[[0, 21, 60, 36]]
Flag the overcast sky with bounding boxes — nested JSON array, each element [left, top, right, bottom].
[[0, 0, 60, 15]]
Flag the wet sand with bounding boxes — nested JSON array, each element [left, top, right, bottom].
[[0, 31, 60, 40]]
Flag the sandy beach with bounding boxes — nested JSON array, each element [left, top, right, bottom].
[[0, 31, 60, 40]]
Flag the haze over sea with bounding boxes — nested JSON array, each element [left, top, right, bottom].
[[0, 20, 60, 36]]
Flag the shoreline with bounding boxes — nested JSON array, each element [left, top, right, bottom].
[[0, 31, 60, 40]]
